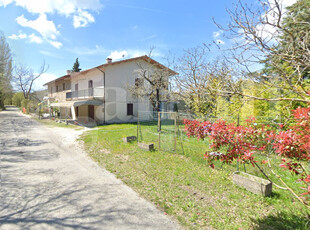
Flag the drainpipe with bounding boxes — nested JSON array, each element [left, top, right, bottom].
[[97, 67, 106, 124]]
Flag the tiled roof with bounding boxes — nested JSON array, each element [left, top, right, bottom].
[[43, 74, 70, 86], [43, 55, 178, 86]]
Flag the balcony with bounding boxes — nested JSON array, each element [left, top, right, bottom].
[[66, 88, 104, 100]]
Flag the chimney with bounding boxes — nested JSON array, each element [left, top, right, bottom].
[[106, 58, 112, 64], [66, 70, 72, 75]]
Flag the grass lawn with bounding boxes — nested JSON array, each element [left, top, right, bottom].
[[81, 123, 310, 230]]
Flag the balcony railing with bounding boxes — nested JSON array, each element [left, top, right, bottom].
[[66, 88, 104, 100]]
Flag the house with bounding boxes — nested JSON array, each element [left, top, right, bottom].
[[43, 56, 177, 125]]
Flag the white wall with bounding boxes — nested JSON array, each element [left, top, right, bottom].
[[70, 70, 104, 91], [47, 59, 163, 124], [103, 61, 152, 123], [47, 80, 71, 102]]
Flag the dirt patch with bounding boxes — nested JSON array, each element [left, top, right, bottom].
[[100, 148, 111, 154]]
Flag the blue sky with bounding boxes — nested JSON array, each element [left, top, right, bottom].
[[0, 0, 295, 90]]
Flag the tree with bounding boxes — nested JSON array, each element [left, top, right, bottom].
[[128, 53, 175, 112], [276, 0, 310, 80], [211, 0, 310, 104], [0, 32, 13, 109], [72, 58, 81, 72], [12, 92, 24, 107], [174, 46, 213, 116], [13, 62, 48, 99], [173, 46, 240, 117]]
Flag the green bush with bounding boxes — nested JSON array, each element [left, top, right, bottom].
[[4, 97, 12, 105], [21, 99, 28, 108], [12, 92, 24, 107]]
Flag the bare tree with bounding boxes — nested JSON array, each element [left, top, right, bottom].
[[13, 62, 48, 99], [210, 0, 310, 103], [128, 49, 176, 112], [173, 46, 235, 116]]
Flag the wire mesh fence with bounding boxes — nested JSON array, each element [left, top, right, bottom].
[[137, 110, 286, 156]]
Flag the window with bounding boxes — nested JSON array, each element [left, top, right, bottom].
[[63, 83, 65, 91], [127, 103, 133, 116], [56, 85, 59, 92]]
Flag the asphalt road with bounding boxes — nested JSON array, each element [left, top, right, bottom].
[[0, 107, 180, 230]]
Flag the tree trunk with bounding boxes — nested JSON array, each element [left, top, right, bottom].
[[156, 88, 160, 112]]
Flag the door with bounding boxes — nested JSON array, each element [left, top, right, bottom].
[[75, 106, 79, 118], [88, 105, 95, 120]]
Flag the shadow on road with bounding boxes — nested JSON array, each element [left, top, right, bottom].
[[0, 105, 178, 230], [0, 183, 155, 229]]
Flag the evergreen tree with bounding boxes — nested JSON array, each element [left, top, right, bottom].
[[72, 58, 81, 72]]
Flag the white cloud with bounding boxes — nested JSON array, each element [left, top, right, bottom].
[[281, 0, 297, 8], [108, 50, 128, 60], [213, 30, 222, 38], [2, 0, 103, 49], [15, 14, 62, 48], [0, 0, 13, 7], [8, 30, 44, 44], [68, 46, 161, 61], [29, 33, 43, 43], [12, 0, 102, 16], [216, 39, 225, 45], [73, 9, 95, 28], [127, 49, 149, 58], [133, 25, 138, 29], [49, 40, 62, 49], [234, 0, 297, 45], [3, 0, 101, 28], [213, 30, 225, 45], [8, 31, 27, 40], [33, 72, 58, 90], [107, 49, 160, 61], [16, 14, 59, 40], [255, 0, 297, 42]]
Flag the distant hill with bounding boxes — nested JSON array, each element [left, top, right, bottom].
[[31, 89, 48, 102]]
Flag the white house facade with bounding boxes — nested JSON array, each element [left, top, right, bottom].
[[43, 56, 177, 125]]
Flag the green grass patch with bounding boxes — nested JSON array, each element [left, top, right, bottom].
[[81, 123, 310, 230], [35, 118, 83, 130]]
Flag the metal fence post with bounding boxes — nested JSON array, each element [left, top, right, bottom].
[[137, 111, 139, 143], [65, 107, 68, 125], [158, 112, 161, 150], [174, 112, 177, 152]]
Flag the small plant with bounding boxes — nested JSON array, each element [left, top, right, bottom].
[[183, 107, 310, 206], [273, 107, 310, 203]]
